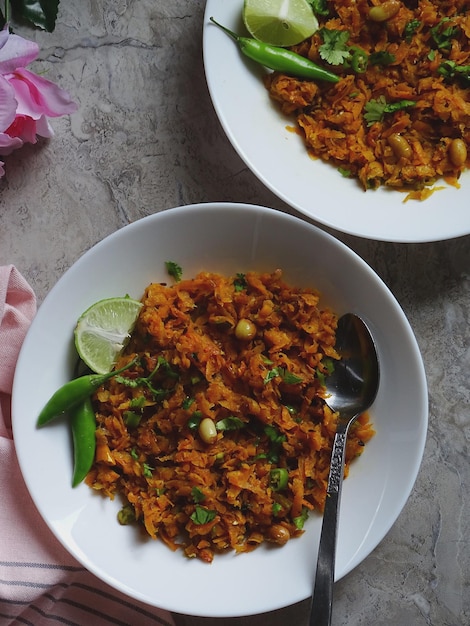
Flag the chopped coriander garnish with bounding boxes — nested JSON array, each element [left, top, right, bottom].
[[264, 425, 286, 445], [165, 261, 183, 282], [116, 356, 175, 400], [215, 416, 245, 431], [438, 60, 470, 86], [262, 424, 287, 463], [293, 507, 309, 530], [123, 410, 141, 429], [182, 396, 195, 410], [308, 0, 329, 17], [319, 29, 351, 66], [188, 411, 202, 430], [143, 463, 154, 478], [272, 501, 282, 516], [130, 395, 146, 409], [263, 366, 303, 385], [403, 18, 420, 43], [233, 273, 247, 292], [117, 505, 135, 525], [190, 505, 217, 525], [191, 486, 206, 503], [363, 96, 415, 126], [430, 18, 459, 50], [369, 51, 395, 66]]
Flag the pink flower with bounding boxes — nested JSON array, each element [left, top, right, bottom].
[[0, 24, 77, 176]]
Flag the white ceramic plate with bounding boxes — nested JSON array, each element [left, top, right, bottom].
[[12, 203, 428, 617], [203, 1, 470, 243]]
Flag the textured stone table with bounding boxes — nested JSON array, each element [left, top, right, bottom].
[[1, 2, 469, 625]]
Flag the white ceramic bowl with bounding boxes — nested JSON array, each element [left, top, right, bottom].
[[12, 203, 428, 617], [203, 1, 470, 243]]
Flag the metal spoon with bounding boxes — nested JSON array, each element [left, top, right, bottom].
[[310, 313, 380, 626]]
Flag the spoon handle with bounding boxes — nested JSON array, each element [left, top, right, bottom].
[[309, 427, 349, 626]]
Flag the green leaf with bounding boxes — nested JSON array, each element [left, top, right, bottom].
[[187, 411, 202, 430], [191, 486, 206, 503], [143, 463, 154, 478], [165, 261, 182, 282], [264, 366, 303, 385], [438, 60, 470, 86], [233, 273, 247, 292], [123, 410, 141, 429], [117, 504, 136, 525], [403, 18, 421, 43], [12, 0, 60, 32], [190, 505, 217, 525], [264, 424, 286, 445], [293, 506, 309, 530], [430, 18, 459, 50], [369, 51, 395, 66], [319, 29, 351, 66], [130, 395, 146, 409], [363, 96, 415, 127], [272, 502, 282, 516], [182, 396, 195, 410], [215, 416, 245, 431], [281, 369, 303, 385], [308, 0, 329, 17]]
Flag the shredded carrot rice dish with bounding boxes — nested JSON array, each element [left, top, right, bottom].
[[86, 270, 374, 563], [265, 0, 470, 193]]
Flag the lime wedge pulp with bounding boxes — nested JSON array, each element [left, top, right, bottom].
[[243, 0, 319, 47], [74, 297, 143, 374]]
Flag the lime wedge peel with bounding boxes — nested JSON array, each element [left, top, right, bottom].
[[74, 297, 143, 375], [243, 0, 319, 47]]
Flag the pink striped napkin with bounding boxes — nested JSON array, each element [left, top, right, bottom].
[[0, 265, 175, 626]]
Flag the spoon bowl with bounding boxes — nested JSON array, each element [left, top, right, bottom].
[[310, 313, 380, 626]]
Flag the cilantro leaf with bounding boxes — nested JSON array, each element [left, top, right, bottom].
[[165, 261, 182, 282], [293, 506, 309, 530], [233, 273, 247, 292], [369, 51, 395, 66], [264, 366, 303, 385], [363, 96, 415, 126], [190, 505, 217, 525], [143, 463, 154, 478], [191, 486, 206, 503], [403, 19, 421, 43], [308, 0, 329, 17], [319, 29, 351, 66], [430, 18, 459, 50], [215, 416, 245, 431], [438, 60, 470, 86]]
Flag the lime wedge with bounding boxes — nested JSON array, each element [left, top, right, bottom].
[[243, 0, 319, 47], [74, 297, 143, 374]]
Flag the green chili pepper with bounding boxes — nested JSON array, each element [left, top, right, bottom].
[[210, 17, 339, 84], [350, 47, 368, 73], [71, 397, 96, 487], [269, 468, 289, 491], [37, 357, 137, 427]]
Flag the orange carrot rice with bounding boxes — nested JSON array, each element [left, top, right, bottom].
[[86, 269, 374, 563], [264, 0, 470, 193]]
